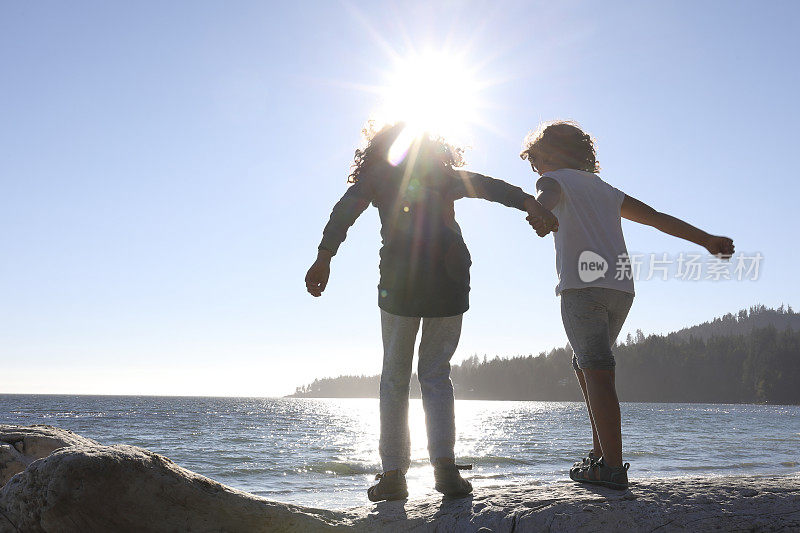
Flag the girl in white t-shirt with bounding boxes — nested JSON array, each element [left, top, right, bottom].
[[521, 121, 734, 490]]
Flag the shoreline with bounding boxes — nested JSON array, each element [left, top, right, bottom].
[[2, 425, 799, 532], [2, 392, 798, 407]]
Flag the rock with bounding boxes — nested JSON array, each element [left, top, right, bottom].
[[0, 426, 354, 533], [0, 425, 99, 486], [1, 425, 799, 532]]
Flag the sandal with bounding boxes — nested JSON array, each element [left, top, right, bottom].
[[573, 450, 599, 468], [569, 458, 630, 490], [367, 470, 408, 502]]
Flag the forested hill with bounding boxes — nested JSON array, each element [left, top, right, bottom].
[[291, 305, 800, 404], [662, 304, 798, 343]]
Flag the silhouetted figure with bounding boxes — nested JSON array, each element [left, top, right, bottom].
[[306, 121, 556, 501], [522, 120, 734, 490]]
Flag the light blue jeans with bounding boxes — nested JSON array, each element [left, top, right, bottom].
[[379, 310, 462, 473]]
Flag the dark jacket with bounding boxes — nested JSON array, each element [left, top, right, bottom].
[[318, 162, 533, 317]]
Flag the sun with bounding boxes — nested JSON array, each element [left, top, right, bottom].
[[378, 50, 484, 142]]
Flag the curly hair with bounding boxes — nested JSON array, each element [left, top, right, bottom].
[[348, 120, 465, 184], [519, 121, 599, 173]]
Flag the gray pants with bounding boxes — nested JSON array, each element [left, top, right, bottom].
[[560, 287, 634, 371], [379, 309, 462, 473]]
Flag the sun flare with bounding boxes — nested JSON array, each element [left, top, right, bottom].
[[378, 51, 484, 142]]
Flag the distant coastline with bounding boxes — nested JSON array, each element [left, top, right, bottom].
[[291, 305, 800, 405]]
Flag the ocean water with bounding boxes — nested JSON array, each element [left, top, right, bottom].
[[1, 395, 798, 509]]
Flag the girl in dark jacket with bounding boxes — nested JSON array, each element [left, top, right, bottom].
[[305, 122, 556, 501]]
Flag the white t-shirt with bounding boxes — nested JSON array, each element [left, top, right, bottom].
[[543, 168, 635, 296]]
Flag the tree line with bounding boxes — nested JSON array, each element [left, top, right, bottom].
[[291, 305, 800, 404]]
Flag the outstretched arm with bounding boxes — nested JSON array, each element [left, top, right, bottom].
[[306, 182, 371, 297], [621, 194, 734, 257], [452, 170, 558, 235]]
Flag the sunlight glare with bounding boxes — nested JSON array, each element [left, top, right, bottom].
[[380, 51, 483, 141], [387, 126, 416, 166]]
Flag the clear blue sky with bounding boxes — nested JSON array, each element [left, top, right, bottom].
[[2, 1, 798, 396]]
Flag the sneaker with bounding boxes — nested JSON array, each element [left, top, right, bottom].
[[433, 458, 473, 498], [569, 458, 630, 490], [367, 470, 408, 502]]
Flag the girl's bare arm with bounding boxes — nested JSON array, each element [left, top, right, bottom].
[[535, 177, 562, 210], [621, 194, 734, 257], [525, 177, 562, 236]]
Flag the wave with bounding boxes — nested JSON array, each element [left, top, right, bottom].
[[626, 450, 665, 458], [457, 455, 536, 466], [296, 455, 540, 476], [221, 467, 275, 476], [299, 461, 378, 476], [671, 462, 769, 472]]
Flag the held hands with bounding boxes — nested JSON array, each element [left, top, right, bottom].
[[526, 213, 558, 237], [704, 235, 735, 259], [305, 250, 332, 297], [523, 198, 559, 237]]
